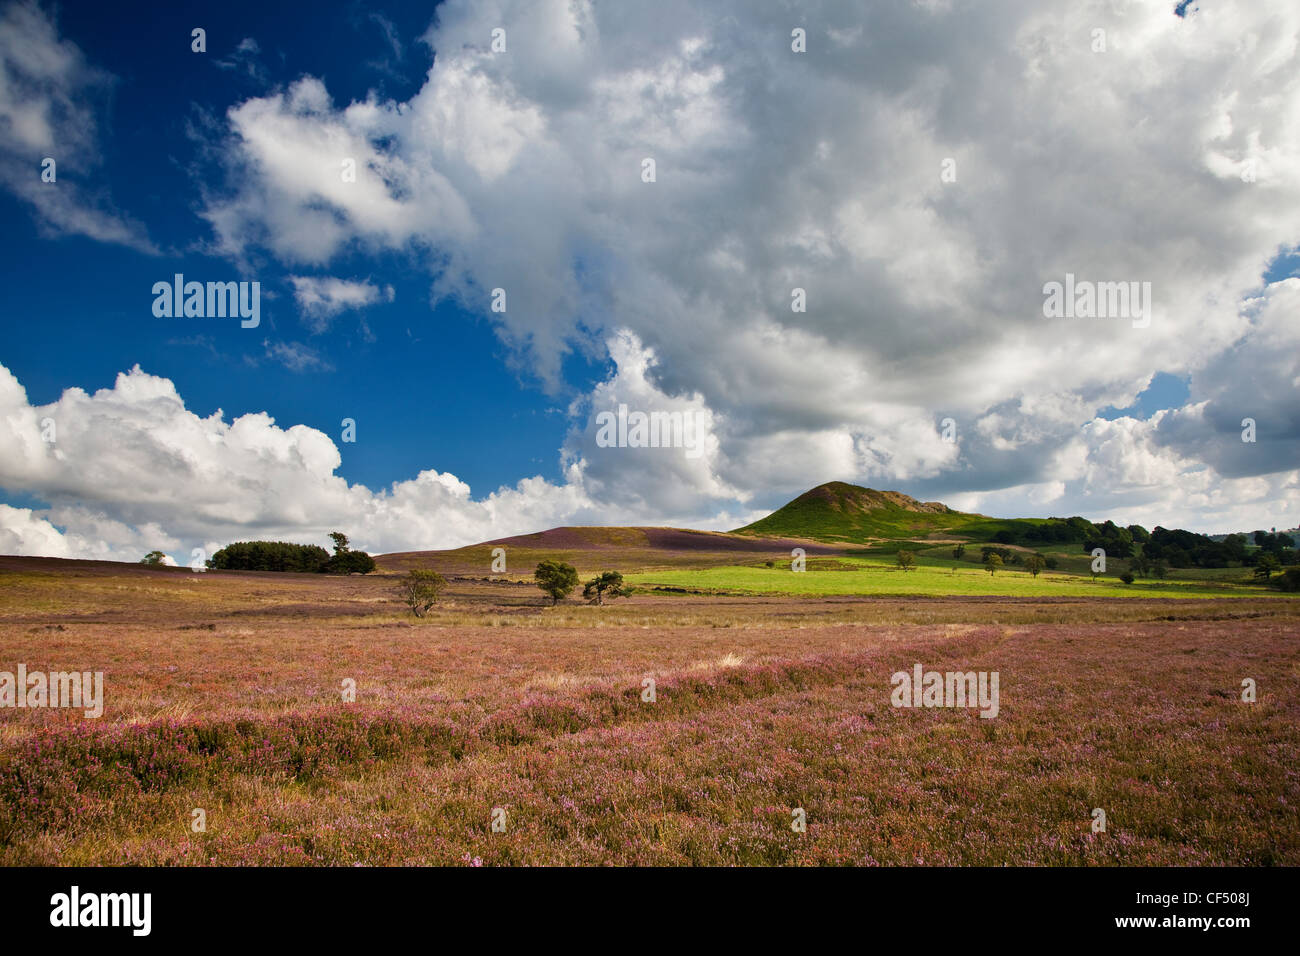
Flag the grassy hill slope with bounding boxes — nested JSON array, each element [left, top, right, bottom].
[[734, 481, 1004, 543]]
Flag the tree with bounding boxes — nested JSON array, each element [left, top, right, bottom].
[[1130, 552, 1152, 578], [583, 571, 630, 605], [140, 551, 167, 566], [984, 553, 1002, 575], [952, 544, 966, 559], [1024, 554, 1046, 577], [397, 569, 447, 616], [323, 531, 376, 574], [1045, 556, 1059, 570], [1222, 534, 1248, 563], [1150, 559, 1168, 579], [1255, 552, 1282, 581], [896, 550, 917, 571], [535, 560, 579, 606]]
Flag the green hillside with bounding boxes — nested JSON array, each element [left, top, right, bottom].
[[731, 481, 1067, 546]]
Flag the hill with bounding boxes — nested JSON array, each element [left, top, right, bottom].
[[732, 481, 981, 544], [378, 481, 1099, 571], [378, 526, 847, 576]]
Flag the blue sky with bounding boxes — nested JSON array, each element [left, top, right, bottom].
[[1, 0, 1298, 560], [0, 0, 605, 495]]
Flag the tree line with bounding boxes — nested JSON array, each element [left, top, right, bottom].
[[177, 532, 376, 573], [989, 516, 1297, 571]]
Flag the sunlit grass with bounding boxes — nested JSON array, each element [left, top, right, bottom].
[[625, 560, 1274, 598]]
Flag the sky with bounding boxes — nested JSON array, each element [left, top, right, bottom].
[[0, 0, 1297, 564]]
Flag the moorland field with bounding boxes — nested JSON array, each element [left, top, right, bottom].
[[1, 484, 1296, 866]]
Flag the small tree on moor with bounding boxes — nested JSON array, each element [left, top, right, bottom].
[[1024, 554, 1046, 577], [583, 571, 630, 605], [984, 553, 1003, 576], [896, 550, 916, 571], [397, 569, 447, 616], [535, 560, 579, 606]]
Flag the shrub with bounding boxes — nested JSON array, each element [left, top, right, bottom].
[[397, 569, 447, 616], [1271, 567, 1300, 592], [1119, 571, 1135, 584]]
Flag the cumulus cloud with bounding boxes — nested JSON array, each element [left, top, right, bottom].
[[562, 329, 741, 516], [0, 360, 758, 561], [181, 0, 1300, 523], [0, 1, 155, 251]]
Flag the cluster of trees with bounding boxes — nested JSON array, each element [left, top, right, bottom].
[[980, 551, 1044, 576], [204, 532, 375, 574], [1126, 553, 1169, 579], [995, 517, 1096, 546], [950, 542, 1058, 575], [981, 552, 1041, 576], [320, 533, 378, 574], [1082, 520, 1143, 559], [1253, 529, 1296, 555], [534, 561, 630, 606], [1140, 527, 1297, 570], [990, 517, 1157, 561], [997, 518, 1298, 574], [207, 541, 332, 572], [393, 561, 633, 617]]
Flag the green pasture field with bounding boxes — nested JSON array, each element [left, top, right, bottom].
[[626, 554, 1281, 598]]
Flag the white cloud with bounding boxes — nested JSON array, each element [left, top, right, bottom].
[[0, 359, 751, 560], [288, 276, 395, 331], [183, 0, 1299, 524], [0, 1, 156, 251]]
